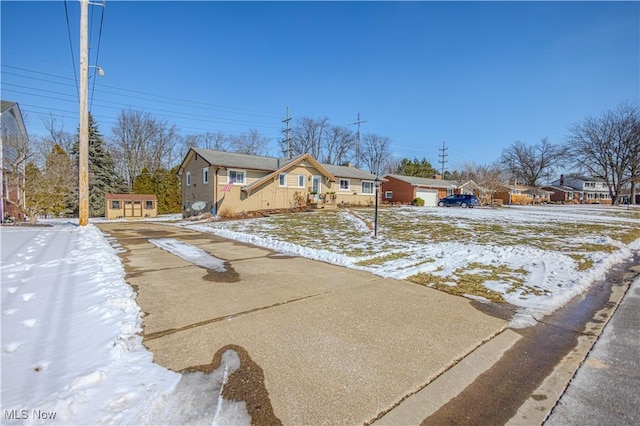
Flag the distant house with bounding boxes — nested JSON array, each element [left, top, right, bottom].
[[494, 184, 552, 205], [380, 174, 479, 207], [177, 148, 379, 217], [1, 101, 29, 222], [105, 193, 158, 220], [544, 175, 611, 204]]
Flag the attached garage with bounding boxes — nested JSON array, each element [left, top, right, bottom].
[[415, 189, 438, 207]]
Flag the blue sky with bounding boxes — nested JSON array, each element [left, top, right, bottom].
[[2, 1, 638, 170]]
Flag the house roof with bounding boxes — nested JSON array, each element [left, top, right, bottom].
[[179, 147, 379, 181], [242, 153, 338, 195], [383, 174, 459, 189], [105, 193, 157, 201], [324, 164, 379, 181], [570, 175, 607, 183], [542, 185, 576, 193], [189, 147, 298, 172], [1, 100, 17, 113]]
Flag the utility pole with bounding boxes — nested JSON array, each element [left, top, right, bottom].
[[282, 107, 292, 159], [439, 141, 448, 177], [350, 113, 368, 167], [78, 0, 89, 226]]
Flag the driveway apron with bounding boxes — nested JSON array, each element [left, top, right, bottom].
[[97, 222, 508, 425]]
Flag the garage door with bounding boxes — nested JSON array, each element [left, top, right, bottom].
[[415, 189, 438, 207]]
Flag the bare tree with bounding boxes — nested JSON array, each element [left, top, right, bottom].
[[476, 163, 507, 205], [567, 103, 640, 205], [361, 133, 391, 175], [1, 132, 31, 220], [289, 116, 330, 160], [41, 114, 76, 155], [110, 110, 178, 188], [500, 138, 565, 186], [182, 131, 230, 151], [229, 128, 271, 156], [322, 125, 354, 165]]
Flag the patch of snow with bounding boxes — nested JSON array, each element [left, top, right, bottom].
[[0, 224, 249, 425], [149, 238, 227, 272], [186, 205, 640, 328]]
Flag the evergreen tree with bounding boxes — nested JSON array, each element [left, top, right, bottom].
[[25, 162, 47, 221], [132, 167, 154, 194], [132, 166, 182, 214], [71, 114, 127, 217], [45, 144, 75, 216], [395, 157, 439, 177]]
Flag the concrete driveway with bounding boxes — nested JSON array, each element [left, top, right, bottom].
[[98, 222, 509, 425]]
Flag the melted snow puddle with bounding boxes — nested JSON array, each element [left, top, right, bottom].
[[149, 238, 226, 272]]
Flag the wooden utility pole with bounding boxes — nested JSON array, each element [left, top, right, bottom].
[[78, 0, 89, 226]]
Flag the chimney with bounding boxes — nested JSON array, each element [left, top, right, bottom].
[[434, 174, 442, 180], [560, 174, 564, 186]]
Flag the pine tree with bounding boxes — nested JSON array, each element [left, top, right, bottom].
[[45, 144, 75, 216], [71, 114, 127, 217], [132, 167, 154, 194]]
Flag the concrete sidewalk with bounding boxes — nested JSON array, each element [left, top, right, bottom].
[[98, 222, 510, 425]]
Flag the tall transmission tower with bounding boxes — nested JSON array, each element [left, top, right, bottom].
[[350, 113, 368, 167], [282, 107, 292, 159], [439, 141, 448, 177]]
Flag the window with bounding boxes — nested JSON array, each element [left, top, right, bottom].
[[298, 174, 305, 188], [339, 179, 350, 190], [385, 191, 393, 199], [186, 171, 191, 186], [145, 201, 154, 209], [202, 168, 209, 184], [134, 201, 141, 205], [111, 200, 120, 209], [228, 170, 245, 184], [279, 173, 287, 187], [361, 181, 374, 194]]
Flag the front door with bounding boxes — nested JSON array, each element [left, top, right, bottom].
[[312, 176, 321, 201]]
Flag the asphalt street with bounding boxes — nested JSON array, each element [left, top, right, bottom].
[[545, 273, 640, 426]]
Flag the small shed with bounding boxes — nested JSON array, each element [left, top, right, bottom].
[[105, 193, 158, 220]]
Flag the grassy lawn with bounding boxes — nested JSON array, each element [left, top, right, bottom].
[[194, 205, 640, 311]]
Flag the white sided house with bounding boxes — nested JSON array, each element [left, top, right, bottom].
[[177, 148, 380, 217]]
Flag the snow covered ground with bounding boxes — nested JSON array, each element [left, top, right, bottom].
[[1, 223, 249, 425], [1, 205, 637, 424], [187, 205, 640, 328]]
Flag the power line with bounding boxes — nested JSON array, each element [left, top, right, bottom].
[[63, 0, 79, 101], [89, 1, 106, 110], [2, 65, 282, 119]]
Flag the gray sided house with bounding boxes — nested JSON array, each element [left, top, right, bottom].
[[1, 100, 29, 221], [177, 148, 379, 217]]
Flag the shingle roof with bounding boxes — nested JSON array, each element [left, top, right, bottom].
[[105, 193, 157, 201], [189, 148, 378, 180], [323, 164, 378, 180], [383, 173, 459, 189], [192, 148, 298, 171]]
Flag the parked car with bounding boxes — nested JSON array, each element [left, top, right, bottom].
[[437, 194, 479, 208]]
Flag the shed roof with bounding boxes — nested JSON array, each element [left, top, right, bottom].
[[105, 193, 157, 201]]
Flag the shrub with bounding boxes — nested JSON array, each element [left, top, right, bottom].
[[411, 197, 425, 206]]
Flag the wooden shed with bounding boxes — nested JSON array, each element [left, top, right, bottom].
[[105, 193, 158, 220]]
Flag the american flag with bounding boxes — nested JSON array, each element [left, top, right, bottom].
[[222, 180, 234, 192]]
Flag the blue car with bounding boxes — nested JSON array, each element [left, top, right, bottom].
[[437, 194, 479, 208]]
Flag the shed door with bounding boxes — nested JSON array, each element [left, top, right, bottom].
[[415, 189, 438, 207]]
